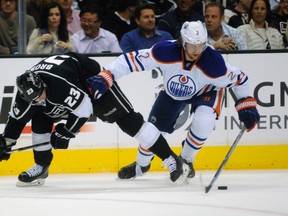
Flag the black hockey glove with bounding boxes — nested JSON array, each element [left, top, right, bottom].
[[235, 97, 260, 132], [50, 124, 75, 149], [0, 135, 16, 161], [86, 70, 113, 100]]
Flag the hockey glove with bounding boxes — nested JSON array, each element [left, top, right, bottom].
[[86, 70, 113, 100], [50, 123, 75, 149], [0, 135, 16, 161], [235, 97, 260, 132]]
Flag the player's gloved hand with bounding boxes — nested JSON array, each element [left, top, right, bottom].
[[0, 135, 16, 161], [86, 70, 113, 100], [235, 97, 260, 132], [50, 123, 75, 149]]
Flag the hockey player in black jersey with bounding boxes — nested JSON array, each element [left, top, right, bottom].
[[0, 52, 189, 186]]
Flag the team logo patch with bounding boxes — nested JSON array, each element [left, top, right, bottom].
[[167, 75, 196, 97]]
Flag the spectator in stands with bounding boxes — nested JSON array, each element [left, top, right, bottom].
[[0, 0, 36, 54], [75, 0, 113, 16], [205, 2, 248, 50], [157, 0, 204, 39], [27, 2, 74, 54], [27, 0, 53, 27], [101, 0, 139, 42], [120, 3, 173, 52], [192, 0, 209, 17], [224, 0, 252, 28], [286, 21, 288, 44], [71, 5, 122, 53], [238, 0, 284, 49], [55, 0, 81, 34], [271, 0, 288, 47]]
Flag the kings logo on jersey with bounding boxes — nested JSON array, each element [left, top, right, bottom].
[[167, 75, 196, 98]]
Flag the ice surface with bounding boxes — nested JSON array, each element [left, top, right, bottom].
[[0, 170, 287, 216]]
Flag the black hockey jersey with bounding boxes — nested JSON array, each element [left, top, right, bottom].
[[4, 53, 102, 140]]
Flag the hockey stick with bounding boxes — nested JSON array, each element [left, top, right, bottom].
[[4, 142, 50, 154], [204, 126, 246, 193]]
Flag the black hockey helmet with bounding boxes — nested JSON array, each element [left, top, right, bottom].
[[16, 71, 45, 102]]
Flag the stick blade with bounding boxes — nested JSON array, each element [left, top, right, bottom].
[[205, 185, 212, 193]]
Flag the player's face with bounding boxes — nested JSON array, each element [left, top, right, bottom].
[[184, 43, 205, 61], [34, 89, 46, 104]]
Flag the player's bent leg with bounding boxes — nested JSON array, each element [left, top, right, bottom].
[[181, 106, 216, 178], [136, 122, 189, 184], [117, 114, 155, 179], [17, 143, 53, 187]]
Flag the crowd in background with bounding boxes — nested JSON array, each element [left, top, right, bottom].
[[0, 0, 287, 55]]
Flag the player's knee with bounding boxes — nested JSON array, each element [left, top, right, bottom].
[[135, 122, 161, 150], [117, 111, 144, 137]]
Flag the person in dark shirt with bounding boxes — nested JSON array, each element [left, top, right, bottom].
[[101, 0, 139, 42], [120, 3, 173, 52], [157, 0, 204, 39]]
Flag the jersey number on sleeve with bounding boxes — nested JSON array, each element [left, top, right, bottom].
[[64, 88, 81, 107]]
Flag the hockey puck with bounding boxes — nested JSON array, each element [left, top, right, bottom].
[[218, 186, 228, 190]]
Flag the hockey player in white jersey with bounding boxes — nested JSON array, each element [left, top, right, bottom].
[[91, 21, 260, 179]]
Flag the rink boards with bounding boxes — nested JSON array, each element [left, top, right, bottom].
[[0, 52, 287, 175]]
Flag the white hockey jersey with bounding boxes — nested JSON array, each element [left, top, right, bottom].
[[106, 40, 250, 101]]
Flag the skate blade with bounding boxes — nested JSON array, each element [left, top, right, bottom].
[[16, 178, 46, 187], [175, 163, 190, 186]]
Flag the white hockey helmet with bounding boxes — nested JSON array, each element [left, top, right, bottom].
[[180, 21, 207, 48]]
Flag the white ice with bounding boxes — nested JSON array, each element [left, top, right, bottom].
[[0, 170, 287, 216]]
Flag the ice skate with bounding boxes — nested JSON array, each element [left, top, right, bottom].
[[181, 157, 196, 178], [118, 162, 150, 179], [163, 154, 189, 185], [16, 164, 49, 187]]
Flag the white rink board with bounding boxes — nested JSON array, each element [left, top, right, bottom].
[[0, 52, 287, 149]]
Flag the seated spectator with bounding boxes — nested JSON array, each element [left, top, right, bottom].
[[0, 0, 36, 54], [224, 0, 252, 28], [286, 21, 288, 46], [238, 0, 284, 49], [27, 2, 74, 54], [120, 3, 173, 52], [55, 0, 81, 34], [205, 2, 248, 50], [26, 0, 53, 27], [71, 5, 122, 53], [271, 0, 288, 47], [101, 0, 139, 42], [157, 0, 204, 39]]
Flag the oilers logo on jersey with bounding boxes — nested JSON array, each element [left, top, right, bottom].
[[167, 74, 196, 98]]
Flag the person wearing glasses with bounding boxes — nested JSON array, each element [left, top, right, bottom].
[[0, 0, 36, 54], [27, 2, 74, 54], [71, 5, 122, 53]]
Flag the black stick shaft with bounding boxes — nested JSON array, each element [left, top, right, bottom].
[[5, 142, 50, 153], [205, 126, 246, 193]]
